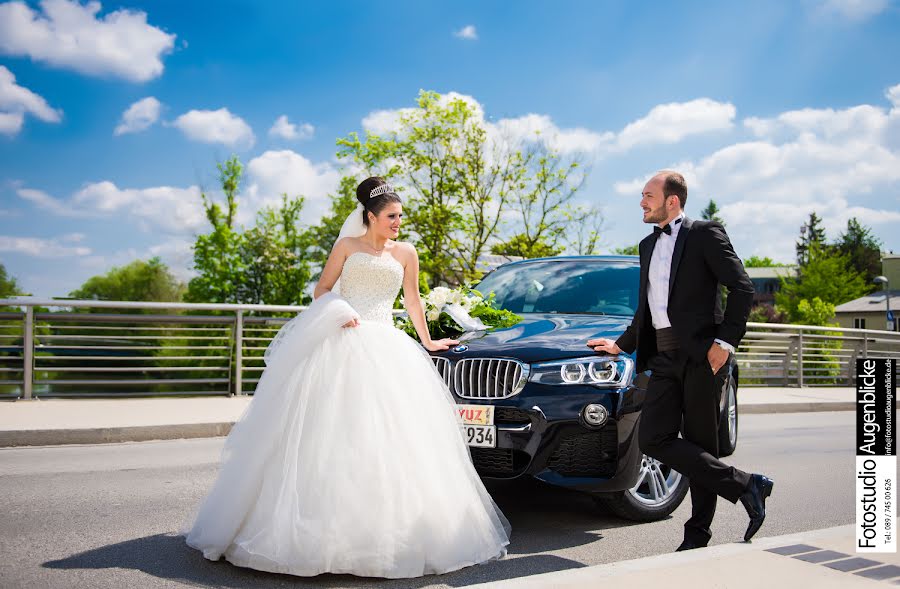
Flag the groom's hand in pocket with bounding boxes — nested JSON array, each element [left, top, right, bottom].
[[707, 342, 730, 374], [587, 338, 621, 355]]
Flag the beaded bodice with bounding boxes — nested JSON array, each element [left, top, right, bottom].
[[339, 252, 404, 325]]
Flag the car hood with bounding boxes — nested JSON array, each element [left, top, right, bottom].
[[434, 313, 632, 364]]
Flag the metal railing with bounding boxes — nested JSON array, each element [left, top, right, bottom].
[[1, 297, 898, 399]]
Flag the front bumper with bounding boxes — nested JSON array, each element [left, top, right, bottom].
[[457, 382, 645, 493]]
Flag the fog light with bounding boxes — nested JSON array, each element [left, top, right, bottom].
[[582, 403, 609, 427]]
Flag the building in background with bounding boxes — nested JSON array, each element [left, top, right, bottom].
[[835, 254, 899, 332], [746, 266, 796, 307]]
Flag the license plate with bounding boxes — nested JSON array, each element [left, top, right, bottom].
[[457, 404, 494, 426], [461, 424, 496, 448]]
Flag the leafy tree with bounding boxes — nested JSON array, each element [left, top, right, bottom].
[[834, 217, 882, 289], [0, 264, 22, 297], [186, 156, 246, 304], [747, 304, 787, 324], [186, 155, 314, 305], [613, 244, 639, 256], [775, 243, 868, 322], [69, 257, 185, 302], [491, 233, 562, 258], [337, 90, 591, 286], [744, 256, 791, 268], [238, 195, 313, 305], [796, 211, 826, 267], [700, 199, 725, 225]]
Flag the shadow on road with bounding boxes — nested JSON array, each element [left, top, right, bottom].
[[42, 479, 650, 588]]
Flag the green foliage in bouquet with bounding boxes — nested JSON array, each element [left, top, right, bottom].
[[395, 285, 521, 341]]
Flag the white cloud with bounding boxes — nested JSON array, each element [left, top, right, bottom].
[[0, 235, 91, 258], [114, 96, 161, 135], [886, 83, 900, 108], [0, 65, 62, 136], [244, 149, 342, 223], [614, 98, 736, 151], [0, 111, 24, 135], [268, 115, 314, 141], [454, 25, 478, 40], [816, 0, 889, 21], [18, 182, 206, 234], [614, 89, 900, 262], [493, 113, 613, 154], [0, 0, 176, 82], [172, 108, 255, 148], [360, 92, 735, 157]]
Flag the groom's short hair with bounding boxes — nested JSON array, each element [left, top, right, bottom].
[[659, 171, 687, 209]]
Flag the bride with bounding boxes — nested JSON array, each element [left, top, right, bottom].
[[183, 176, 510, 578]]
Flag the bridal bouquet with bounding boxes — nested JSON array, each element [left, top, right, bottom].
[[396, 285, 521, 340]]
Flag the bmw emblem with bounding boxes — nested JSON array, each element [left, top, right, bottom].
[[452, 345, 468, 353]]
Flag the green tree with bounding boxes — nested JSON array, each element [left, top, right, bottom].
[[834, 218, 882, 289], [700, 199, 725, 225], [186, 156, 246, 304], [186, 155, 314, 305], [796, 211, 826, 267], [613, 244, 639, 255], [337, 90, 590, 286], [0, 264, 22, 297], [775, 243, 868, 322], [69, 257, 185, 302], [744, 255, 792, 268], [491, 233, 562, 258]]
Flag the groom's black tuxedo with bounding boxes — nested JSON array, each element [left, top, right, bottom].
[[614, 216, 756, 546], [616, 216, 754, 372]]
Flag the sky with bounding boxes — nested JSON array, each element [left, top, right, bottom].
[[1, 0, 899, 298]]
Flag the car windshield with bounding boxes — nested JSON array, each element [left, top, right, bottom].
[[475, 260, 640, 316]]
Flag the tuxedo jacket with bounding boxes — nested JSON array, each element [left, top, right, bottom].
[[615, 216, 754, 373]]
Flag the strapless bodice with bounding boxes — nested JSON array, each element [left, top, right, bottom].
[[339, 252, 404, 324]]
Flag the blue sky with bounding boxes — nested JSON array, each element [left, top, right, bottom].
[[1, 0, 899, 297]]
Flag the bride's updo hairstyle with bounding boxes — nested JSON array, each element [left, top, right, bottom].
[[356, 176, 401, 226]]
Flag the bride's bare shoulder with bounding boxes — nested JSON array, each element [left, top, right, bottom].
[[334, 236, 361, 253], [391, 241, 418, 259]]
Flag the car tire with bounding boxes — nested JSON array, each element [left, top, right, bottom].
[[718, 376, 738, 458], [594, 456, 690, 522]]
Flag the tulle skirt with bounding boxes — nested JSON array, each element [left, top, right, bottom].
[[183, 293, 510, 578]]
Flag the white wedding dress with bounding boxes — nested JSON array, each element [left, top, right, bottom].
[[183, 252, 510, 578]]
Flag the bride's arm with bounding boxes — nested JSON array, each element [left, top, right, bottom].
[[313, 238, 347, 300], [400, 244, 458, 352]]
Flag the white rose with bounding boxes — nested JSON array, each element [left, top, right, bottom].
[[427, 308, 441, 322]]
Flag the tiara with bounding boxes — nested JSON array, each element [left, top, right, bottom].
[[369, 184, 394, 199]]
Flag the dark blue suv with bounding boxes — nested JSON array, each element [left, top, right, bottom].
[[430, 256, 739, 521]]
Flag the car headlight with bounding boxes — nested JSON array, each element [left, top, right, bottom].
[[529, 355, 633, 387]]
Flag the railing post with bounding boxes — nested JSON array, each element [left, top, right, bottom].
[[234, 310, 243, 396], [797, 329, 804, 388], [862, 332, 868, 359], [22, 306, 33, 400]]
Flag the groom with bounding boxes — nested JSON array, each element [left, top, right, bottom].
[[588, 171, 773, 551]]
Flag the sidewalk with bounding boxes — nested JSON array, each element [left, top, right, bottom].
[[469, 525, 899, 588], [0, 387, 853, 447]]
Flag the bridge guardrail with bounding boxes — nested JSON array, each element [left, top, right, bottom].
[[1, 298, 897, 398]]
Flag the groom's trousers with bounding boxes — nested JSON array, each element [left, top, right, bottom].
[[638, 347, 752, 545]]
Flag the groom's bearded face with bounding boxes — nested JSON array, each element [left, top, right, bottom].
[[640, 178, 669, 224]]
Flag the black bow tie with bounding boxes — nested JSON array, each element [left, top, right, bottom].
[[654, 218, 682, 236]]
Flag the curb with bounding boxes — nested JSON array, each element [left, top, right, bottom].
[[0, 422, 233, 448], [0, 402, 853, 448]]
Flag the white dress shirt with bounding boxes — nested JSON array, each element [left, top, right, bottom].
[[646, 213, 734, 353]]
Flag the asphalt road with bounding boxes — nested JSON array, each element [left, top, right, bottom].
[[0, 411, 854, 588]]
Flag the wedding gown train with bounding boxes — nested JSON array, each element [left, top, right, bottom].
[[183, 252, 510, 578]]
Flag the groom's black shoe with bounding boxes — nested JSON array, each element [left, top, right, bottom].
[[740, 474, 774, 541], [676, 539, 706, 552]]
